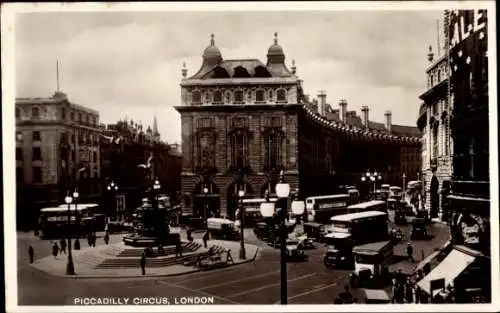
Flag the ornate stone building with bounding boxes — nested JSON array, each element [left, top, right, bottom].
[[100, 118, 182, 215], [176, 33, 421, 219], [15, 91, 101, 229], [417, 42, 453, 218]]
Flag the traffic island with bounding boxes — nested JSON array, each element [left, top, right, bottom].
[[29, 238, 261, 279]]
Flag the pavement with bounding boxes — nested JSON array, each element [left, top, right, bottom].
[[16, 213, 451, 305], [28, 231, 260, 278]]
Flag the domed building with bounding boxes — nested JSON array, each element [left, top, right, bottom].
[[175, 33, 421, 221]]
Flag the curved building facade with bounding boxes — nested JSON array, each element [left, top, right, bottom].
[[176, 34, 421, 219]]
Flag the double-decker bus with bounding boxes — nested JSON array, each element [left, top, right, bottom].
[[238, 197, 278, 226], [347, 200, 387, 214], [39, 204, 105, 239], [305, 194, 349, 223]]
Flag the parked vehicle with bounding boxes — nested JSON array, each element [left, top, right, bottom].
[[350, 240, 393, 289], [207, 218, 240, 240], [347, 189, 361, 205], [303, 222, 327, 242], [380, 184, 391, 200], [295, 235, 315, 249]]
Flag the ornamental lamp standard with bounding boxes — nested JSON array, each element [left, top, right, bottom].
[[259, 170, 305, 305], [65, 194, 75, 275], [238, 189, 246, 260], [153, 180, 161, 235], [107, 181, 119, 221], [72, 190, 81, 250], [402, 173, 407, 192], [202, 187, 209, 226]]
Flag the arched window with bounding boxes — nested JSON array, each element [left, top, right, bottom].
[[233, 66, 251, 78], [192, 91, 201, 104], [231, 130, 248, 169], [432, 125, 439, 158], [212, 66, 230, 79], [437, 70, 441, 82], [430, 75, 434, 87], [213, 90, 223, 103], [198, 131, 215, 168], [32, 107, 40, 119], [255, 89, 265, 102], [276, 89, 287, 102], [234, 90, 244, 104], [254, 66, 271, 78], [16, 108, 20, 118], [265, 130, 282, 171]]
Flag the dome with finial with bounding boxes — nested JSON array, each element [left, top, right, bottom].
[[267, 32, 285, 64], [203, 34, 223, 66]]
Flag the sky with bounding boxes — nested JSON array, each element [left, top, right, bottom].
[[15, 8, 444, 144]]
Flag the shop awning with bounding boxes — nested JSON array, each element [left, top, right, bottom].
[[417, 249, 476, 294]]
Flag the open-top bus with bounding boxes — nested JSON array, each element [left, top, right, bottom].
[[305, 194, 349, 223], [39, 203, 104, 239]]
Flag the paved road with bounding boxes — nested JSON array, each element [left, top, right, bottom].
[[15, 215, 450, 306]]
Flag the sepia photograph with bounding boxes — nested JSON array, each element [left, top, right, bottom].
[[2, 1, 498, 312]]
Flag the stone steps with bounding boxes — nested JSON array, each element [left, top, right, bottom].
[[117, 242, 201, 258], [94, 245, 224, 269]]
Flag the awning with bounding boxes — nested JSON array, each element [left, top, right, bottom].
[[417, 249, 476, 294]]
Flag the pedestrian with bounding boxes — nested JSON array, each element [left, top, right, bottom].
[[186, 228, 193, 242], [202, 231, 209, 248], [390, 277, 397, 303], [104, 233, 109, 245], [175, 241, 182, 258], [158, 244, 164, 256], [87, 234, 92, 247], [59, 238, 67, 255], [407, 242, 415, 262], [405, 279, 414, 303], [140, 252, 146, 276], [28, 245, 34, 264], [92, 234, 97, 247], [52, 242, 59, 259], [338, 285, 354, 304]]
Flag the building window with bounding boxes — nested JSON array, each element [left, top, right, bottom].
[[469, 138, 476, 178], [62, 108, 67, 120], [16, 147, 23, 161], [192, 91, 201, 104], [432, 126, 439, 158], [198, 131, 215, 168], [430, 75, 434, 87], [93, 152, 97, 163], [276, 89, 287, 102], [231, 130, 248, 169], [444, 118, 450, 156], [16, 108, 20, 118], [32, 131, 41, 141], [256, 89, 265, 102], [33, 166, 42, 183], [70, 112, 74, 121], [78, 113, 82, 122], [213, 90, 222, 103], [437, 70, 441, 82], [32, 107, 40, 119], [32, 147, 42, 160], [265, 130, 282, 171], [234, 90, 244, 104]]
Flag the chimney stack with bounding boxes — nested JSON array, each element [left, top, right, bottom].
[[339, 99, 347, 122], [385, 110, 392, 132], [318, 91, 327, 116], [361, 106, 369, 128]]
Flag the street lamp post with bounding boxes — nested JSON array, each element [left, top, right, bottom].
[[153, 180, 161, 236], [259, 170, 305, 305], [402, 173, 407, 192], [73, 190, 81, 250], [65, 194, 75, 275], [364, 170, 382, 197], [107, 181, 119, 221], [203, 187, 209, 226], [238, 189, 246, 260]]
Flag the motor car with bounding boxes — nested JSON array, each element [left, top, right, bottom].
[[285, 239, 308, 261]]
